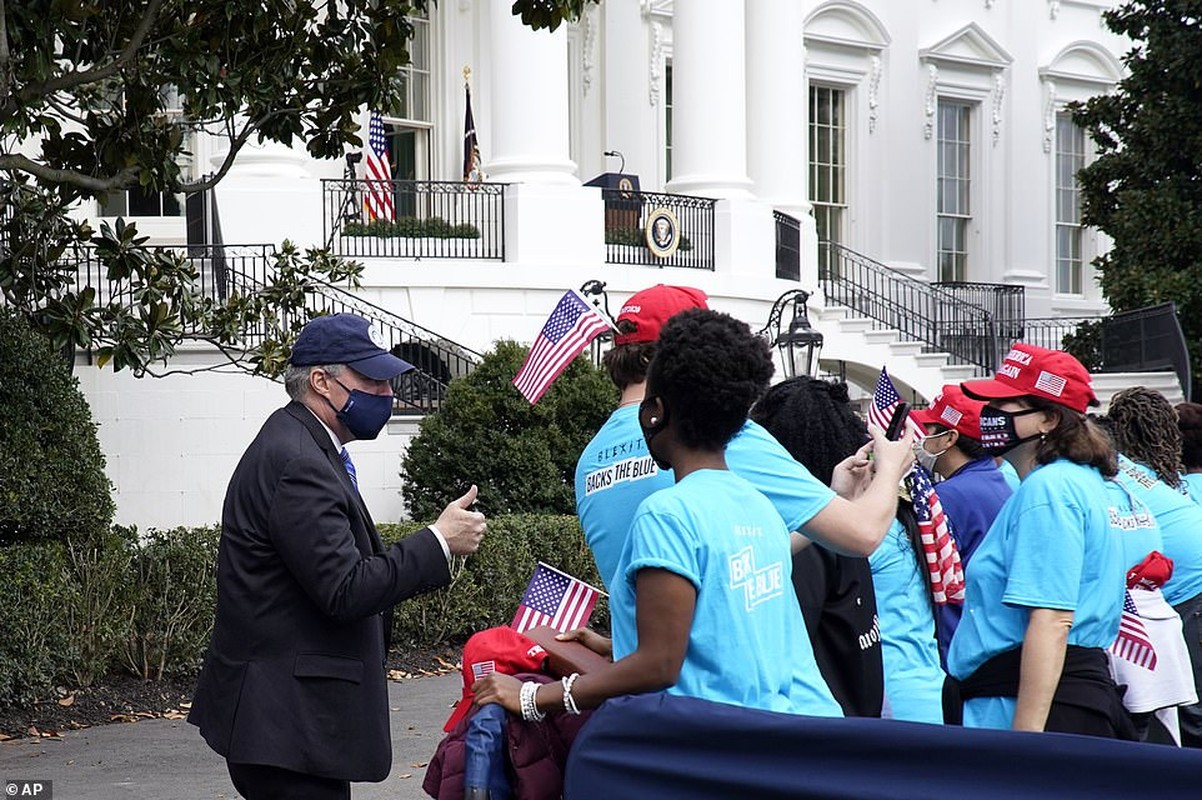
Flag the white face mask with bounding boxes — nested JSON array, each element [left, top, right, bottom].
[[914, 431, 951, 475]]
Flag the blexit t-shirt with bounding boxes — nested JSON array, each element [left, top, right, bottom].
[[610, 469, 842, 717]]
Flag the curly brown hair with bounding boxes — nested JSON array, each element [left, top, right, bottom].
[[1108, 387, 1183, 487]]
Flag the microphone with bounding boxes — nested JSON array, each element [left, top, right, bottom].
[[603, 150, 625, 174]]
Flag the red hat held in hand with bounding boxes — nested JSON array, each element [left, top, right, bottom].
[[443, 627, 548, 732]]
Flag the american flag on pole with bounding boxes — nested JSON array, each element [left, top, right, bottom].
[[905, 463, 965, 605], [1110, 590, 1158, 670], [866, 366, 924, 438], [463, 83, 485, 183], [512, 290, 613, 404], [363, 112, 395, 221], [511, 562, 601, 634]]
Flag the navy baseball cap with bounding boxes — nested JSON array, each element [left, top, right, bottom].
[[289, 314, 413, 380]]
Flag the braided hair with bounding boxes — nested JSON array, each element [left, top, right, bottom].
[[648, 309, 774, 450], [1108, 386, 1183, 487], [750, 377, 866, 483]]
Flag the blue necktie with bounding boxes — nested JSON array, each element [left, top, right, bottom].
[[340, 447, 359, 492]]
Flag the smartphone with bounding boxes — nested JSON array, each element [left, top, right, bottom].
[[884, 402, 910, 441]]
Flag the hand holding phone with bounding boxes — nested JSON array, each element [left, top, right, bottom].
[[884, 402, 910, 441]]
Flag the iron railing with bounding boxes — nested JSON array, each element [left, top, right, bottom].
[[774, 211, 802, 281], [62, 242, 478, 415], [933, 281, 1026, 342], [1014, 315, 1105, 355], [601, 189, 715, 270], [323, 179, 506, 260], [818, 241, 1006, 372]]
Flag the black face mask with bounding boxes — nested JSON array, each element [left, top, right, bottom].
[[978, 407, 1044, 456], [639, 396, 671, 470]]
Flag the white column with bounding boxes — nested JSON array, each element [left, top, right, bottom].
[[486, 0, 578, 184], [602, 0, 656, 183], [665, 0, 752, 199], [746, 0, 810, 218]]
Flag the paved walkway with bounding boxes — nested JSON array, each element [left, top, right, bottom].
[[0, 673, 461, 800]]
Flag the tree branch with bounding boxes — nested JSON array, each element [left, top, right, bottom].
[[22, 0, 166, 99], [0, 0, 11, 100], [0, 153, 139, 192]]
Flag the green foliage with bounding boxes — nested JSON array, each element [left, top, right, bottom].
[[401, 340, 616, 519], [123, 526, 221, 681], [511, 0, 601, 32], [0, 310, 114, 546], [64, 526, 137, 687], [1061, 319, 1104, 371], [1073, 1, 1202, 394], [0, 542, 76, 708], [342, 217, 481, 239], [381, 515, 607, 648]]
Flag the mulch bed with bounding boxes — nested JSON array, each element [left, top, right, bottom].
[[0, 643, 465, 742]]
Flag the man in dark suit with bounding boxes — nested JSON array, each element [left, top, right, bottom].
[[189, 313, 487, 799]]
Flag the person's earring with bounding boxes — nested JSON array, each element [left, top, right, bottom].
[[650, 417, 658, 425]]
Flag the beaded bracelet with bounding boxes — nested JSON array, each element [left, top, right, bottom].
[[561, 672, 581, 715], [519, 680, 546, 722]]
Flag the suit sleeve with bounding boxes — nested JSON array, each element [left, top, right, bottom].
[[268, 453, 452, 621]]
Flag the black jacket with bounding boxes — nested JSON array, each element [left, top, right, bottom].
[[188, 401, 451, 781]]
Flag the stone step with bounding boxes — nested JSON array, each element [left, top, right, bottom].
[[914, 352, 951, 369], [837, 317, 875, 334], [863, 328, 902, 345], [887, 341, 926, 358]]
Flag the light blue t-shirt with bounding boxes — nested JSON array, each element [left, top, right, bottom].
[[947, 459, 1128, 730], [609, 469, 843, 717], [868, 519, 945, 723], [575, 406, 836, 589], [1182, 472, 1202, 506], [1115, 456, 1202, 606], [996, 459, 1021, 492]]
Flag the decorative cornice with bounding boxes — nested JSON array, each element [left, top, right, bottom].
[[641, 0, 673, 20], [923, 63, 939, 140], [919, 22, 1013, 71]]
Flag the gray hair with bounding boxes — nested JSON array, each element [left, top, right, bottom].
[[284, 363, 344, 401]]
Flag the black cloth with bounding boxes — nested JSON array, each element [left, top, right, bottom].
[[227, 761, 350, 800], [957, 644, 1136, 739], [188, 401, 451, 782], [1172, 590, 1202, 747], [791, 545, 884, 717]]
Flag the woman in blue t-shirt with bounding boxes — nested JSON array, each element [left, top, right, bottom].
[[1176, 401, 1202, 506], [473, 310, 876, 720], [948, 343, 1131, 738]]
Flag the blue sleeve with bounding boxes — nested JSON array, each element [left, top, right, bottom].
[[624, 504, 702, 590], [726, 421, 836, 532], [1001, 482, 1085, 611]]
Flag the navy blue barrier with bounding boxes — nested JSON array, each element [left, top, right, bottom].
[[565, 692, 1202, 799]]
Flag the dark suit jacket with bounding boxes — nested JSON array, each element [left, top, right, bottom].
[[188, 401, 451, 781]]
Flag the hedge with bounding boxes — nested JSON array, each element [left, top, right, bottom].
[[0, 516, 603, 711]]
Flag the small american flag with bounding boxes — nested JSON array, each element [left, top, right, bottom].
[[512, 291, 612, 404], [363, 112, 395, 222], [470, 660, 495, 680], [511, 562, 600, 634], [906, 463, 965, 605], [1111, 590, 1158, 670], [867, 366, 924, 438]]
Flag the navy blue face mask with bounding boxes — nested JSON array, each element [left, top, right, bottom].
[[328, 378, 393, 441]]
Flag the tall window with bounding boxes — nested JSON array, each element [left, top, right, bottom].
[[665, 63, 674, 182], [1056, 112, 1086, 295], [809, 86, 846, 263], [389, 11, 431, 212], [397, 13, 430, 123], [99, 86, 187, 217], [936, 101, 971, 282]]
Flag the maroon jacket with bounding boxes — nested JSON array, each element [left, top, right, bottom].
[[424, 674, 592, 800]]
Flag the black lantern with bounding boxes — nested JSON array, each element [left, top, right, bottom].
[[760, 290, 824, 379]]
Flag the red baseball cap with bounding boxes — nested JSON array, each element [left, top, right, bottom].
[[613, 285, 709, 346], [960, 343, 1098, 413], [911, 385, 987, 440], [443, 627, 548, 732]]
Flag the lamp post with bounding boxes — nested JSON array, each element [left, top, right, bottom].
[[760, 289, 824, 379]]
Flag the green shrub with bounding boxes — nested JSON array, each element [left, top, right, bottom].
[[604, 225, 693, 252], [0, 309, 114, 546], [382, 515, 608, 648], [123, 526, 221, 680], [63, 525, 137, 687], [401, 340, 616, 519], [342, 217, 481, 239], [0, 542, 76, 707]]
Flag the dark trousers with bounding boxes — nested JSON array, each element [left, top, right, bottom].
[[227, 761, 351, 800], [1173, 591, 1202, 747]]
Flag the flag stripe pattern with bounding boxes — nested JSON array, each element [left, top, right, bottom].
[[872, 366, 964, 605], [513, 291, 611, 404], [511, 562, 599, 634], [364, 112, 396, 222], [906, 463, 966, 605], [1110, 590, 1158, 670], [866, 366, 924, 439]]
